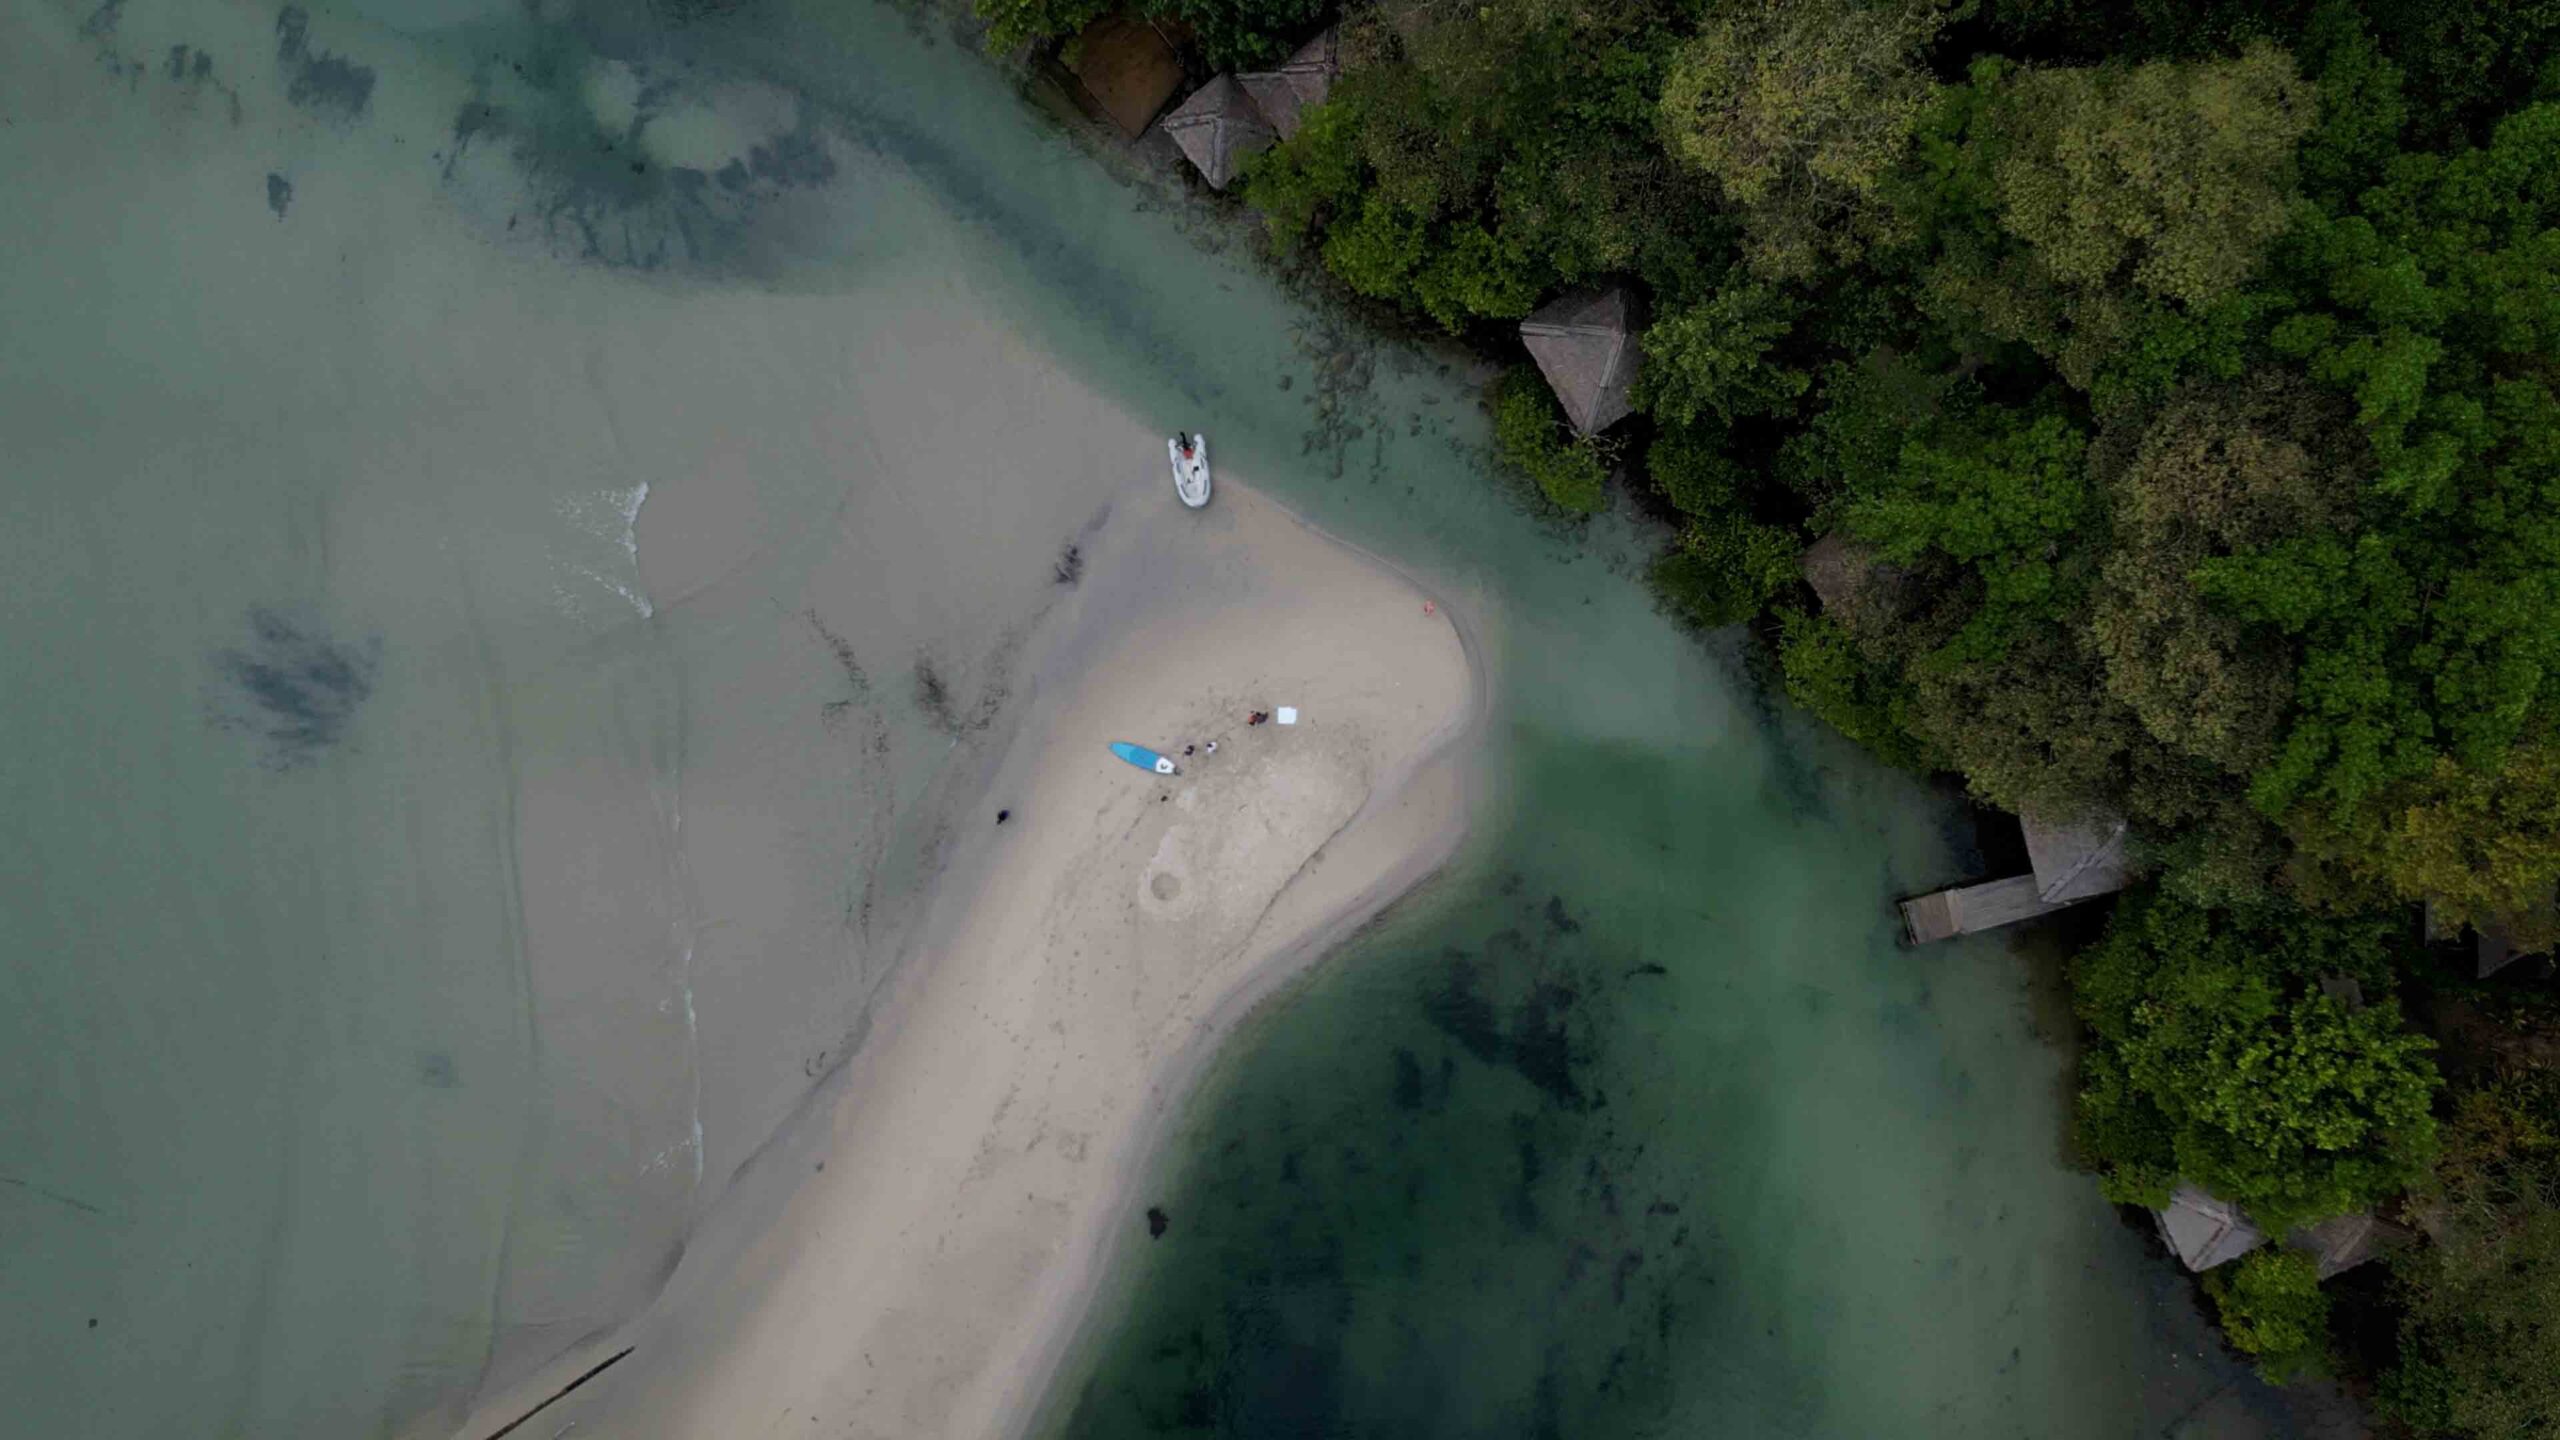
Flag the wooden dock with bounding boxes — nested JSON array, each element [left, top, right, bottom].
[[1899, 875, 2055, 944]]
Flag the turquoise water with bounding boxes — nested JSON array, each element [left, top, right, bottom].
[[1039, 730, 2288, 1438], [0, 1, 2337, 1436]]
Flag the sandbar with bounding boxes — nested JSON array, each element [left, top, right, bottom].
[[473, 477, 1478, 1439]]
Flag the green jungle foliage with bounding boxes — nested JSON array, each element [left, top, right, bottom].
[[2208, 1249, 2334, 1382], [990, 0, 2560, 1419], [985, 0, 1316, 66], [2071, 892, 2438, 1232], [1490, 368, 1611, 513], [2379, 1067, 2560, 1437]]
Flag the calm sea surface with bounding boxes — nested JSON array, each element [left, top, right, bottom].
[[2, 1, 2328, 1436]]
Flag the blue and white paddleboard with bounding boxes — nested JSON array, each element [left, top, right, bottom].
[[1109, 741, 1179, 776]]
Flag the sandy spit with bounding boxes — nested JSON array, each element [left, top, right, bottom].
[[457, 477, 1481, 1440]]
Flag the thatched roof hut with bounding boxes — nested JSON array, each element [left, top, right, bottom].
[[1062, 14, 1185, 139], [2288, 1211, 2409, 1279], [1799, 533, 1910, 625], [2022, 810, 2133, 905], [2155, 1184, 2264, 1272], [2425, 890, 2556, 978], [1900, 807, 2134, 944], [1162, 75, 1277, 191], [1520, 286, 1641, 436], [2477, 894, 2557, 977], [1237, 28, 1339, 141]]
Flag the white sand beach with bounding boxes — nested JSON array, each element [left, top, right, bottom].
[[461, 475, 1478, 1439]]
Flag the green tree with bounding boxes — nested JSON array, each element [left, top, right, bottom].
[[1148, 0, 1325, 68], [2366, 747, 2560, 950], [2091, 381, 2354, 773], [1848, 408, 2088, 571], [978, 0, 1323, 67], [977, 0, 1111, 55], [1846, 401, 2090, 663], [1774, 608, 1927, 769], [1637, 278, 1813, 428], [2072, 893, 2439, 1234], [1992, 43, 2313, 305], [2295, 4, 2410, 205], [2366, 0, 2560, 145], [1646, 427, 1748, 519], [1321, 192, 1429, 303], [2206, 1250, 2332, 1383], [1492, 368, 1611, 513], [2221, 103, 2560, 843], [1650, 514, 1799, 628], [1916, 47, 2314, 387], [1656, 0, 1944, 277], [1410, 222, 1544, 330], [1242, 99, 1368, 241], [2386, 1069, 2560, 1436], [2388, 1197, 2560, 1440]]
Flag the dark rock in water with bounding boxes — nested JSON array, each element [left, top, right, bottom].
[[1509, 981, 1584, 1108], [275, 6, 374, 124], [1146, 1205, 1170, 1239], [1624, 962, 1668, 978], [79, 0, 124, 41], [417, 1052, 458, 1089], [1544, 894, 1580, 934], [208, 607, 380, 769], [265, 172, 292, 218], [1390, 1047, 1423, 1110], [746, 128, 835, 188]]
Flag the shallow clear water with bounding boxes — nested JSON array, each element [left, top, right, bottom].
[[0, 1, 2333, 1436]]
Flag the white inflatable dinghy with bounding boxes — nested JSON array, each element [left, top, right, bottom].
[[1168, 432, 1211, 509]]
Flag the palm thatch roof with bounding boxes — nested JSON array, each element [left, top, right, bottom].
[[1901, 807, 2134, 944], [2022, 809, 2133, 905], [2424, 890, 2556, 978], [1063, 14, 1184, 139], [1237, 28, 1340, 141], [1799, 533, 1910, 625], [2288, 1211, 2409, 1279], [2155, 1184, 2264, 1272], [1162, 75, 1276, 191], [2477, 894, 2558, 977], [1520, 286, 1641, 436]]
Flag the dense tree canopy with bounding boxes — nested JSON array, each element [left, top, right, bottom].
[[1655, 0, 1942, 277], [2072, 893, 2438, 1231], [2209, 1249, 2333, 1382]]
